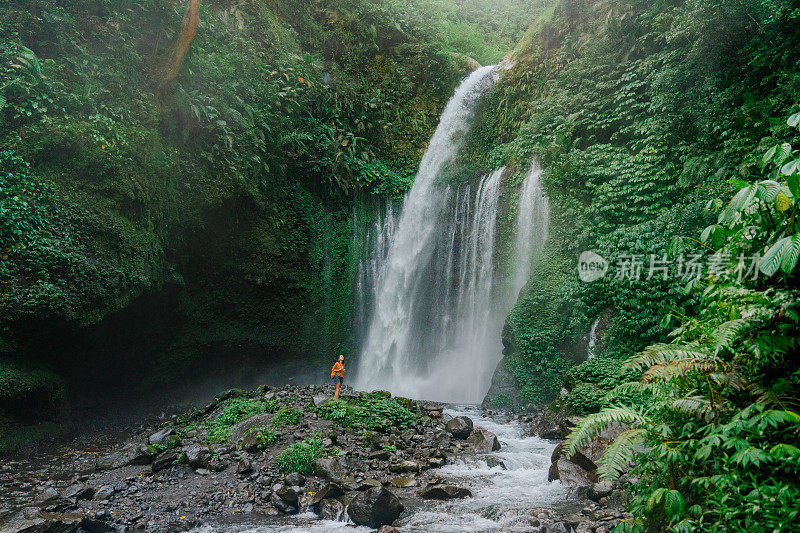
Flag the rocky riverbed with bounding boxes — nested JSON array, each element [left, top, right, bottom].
[[1, 386, 630, 532]]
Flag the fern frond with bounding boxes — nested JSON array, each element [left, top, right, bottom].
[[711, 319, 752, 351], [642, 358, 728, 382], [597, 427, 645, 482], [672, 395, 713, 420], [624, 344, 707, 373], [565, 406, 648, 458]]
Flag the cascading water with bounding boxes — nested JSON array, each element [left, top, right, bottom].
[[512, 159, 550, 295], [354, 65, 552, 403], [587, 318, 600, 359], [353, 65, 500, 402]]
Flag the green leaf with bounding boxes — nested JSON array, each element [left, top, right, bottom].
[[788, 112, 800, 128], [664, 490, 687, 520], [757, 180, 780, 202], [788, 175, 800, 199], [781, 159, 799, 176], [780, 233, 800, 274], [762, 144, 778, 166], [759, 237, 790, 277]]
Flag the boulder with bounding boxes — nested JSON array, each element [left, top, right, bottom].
[[588, 482, 613, 502], [97, 442, 152, 470], [309, 483, 345, 507], [319, 498, 346, 521], [484, 457, 506, 470], [466, 428, 501, 452], [445, 416, 473, 439], [148, 427, 174, 445], [419, 484, 472, 500], [182, 445, 213, 468], [285, 472, 305, 486], [346, 487, 403, 528], [315, 457, 347, 482], [548, 424, 629, 487], [276, 485, 299, 504], [230, 413, 273, 451], [151, 451, 181, 472], [93, 485, 115, 501], [61, 483, 94, 501]]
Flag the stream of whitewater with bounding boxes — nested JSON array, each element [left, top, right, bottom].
[[192, 407, 570, 533]]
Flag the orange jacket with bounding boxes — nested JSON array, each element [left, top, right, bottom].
[[331, 361, 345, 378]]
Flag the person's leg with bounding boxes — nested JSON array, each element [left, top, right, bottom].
[[334, 381, 341, 399]]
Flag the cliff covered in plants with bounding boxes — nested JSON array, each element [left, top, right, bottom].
[[477, 0, 800, 409], [0, 0, 539, 447]]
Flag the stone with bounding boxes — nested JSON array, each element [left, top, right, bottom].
[[236, 458, 252, 475], [377, 527, 400, 533], [276, 485, 299, 504], [309, 483, 345, 507], [61, 483, 94, 501], [346, 487, 403, 528], [230, 413, 274, 451], [419, 484, 472, 500], [389, 460, 419, 473], [97, 443, 152, 470], [390, 476, 417, 488], [588, 482, 613, 502], [315, 457, 347, 482], [149, 427, 174, 445], [319, 498, 346, 521], [285, 472, 305, 486], [484, 457, 506, 469], [368, 450, 389, 461], [444, 416, 473, 439], [466, 427, 501, 452], [93, 485, 115, 501], [182, 445, 212, 468], [151, 451, 181, 472]]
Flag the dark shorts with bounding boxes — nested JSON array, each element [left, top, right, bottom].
[[332, 375, 343, 384]]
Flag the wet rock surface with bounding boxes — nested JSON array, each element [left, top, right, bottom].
[[0, 386, 630, 532]]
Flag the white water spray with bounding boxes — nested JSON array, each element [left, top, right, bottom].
[[512, 159, 550, 295]]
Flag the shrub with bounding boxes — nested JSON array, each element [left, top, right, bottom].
[[275, 436, 325, 474], [249, 427, 280, 450], [316, 396, 417, 429], [206, 398, 273, 442], [271, 407, 302, 428]]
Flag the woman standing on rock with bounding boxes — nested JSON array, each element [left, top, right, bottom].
[[331, 354, 345, 399]]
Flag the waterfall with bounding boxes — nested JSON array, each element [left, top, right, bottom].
[[353, 66, 552, 403], [587, 318, 600, 359], [353, 66, 500, 402], [512, 159, 550, 295]]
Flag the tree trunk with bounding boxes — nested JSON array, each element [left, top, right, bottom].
[[155, 0, 201, 99]]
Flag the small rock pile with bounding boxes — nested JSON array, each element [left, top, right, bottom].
[[3, 385, 497, 532]]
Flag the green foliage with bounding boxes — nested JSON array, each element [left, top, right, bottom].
[[316, 393, 417, 429], [275, 436, 326, 475], [569, 126, 800, 532], [249, 426, 280, 450], [487, 0, 800, 406], [0, 0, 537, 421], [271, 407, 302, 428], [205, 398, 274, 442]]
